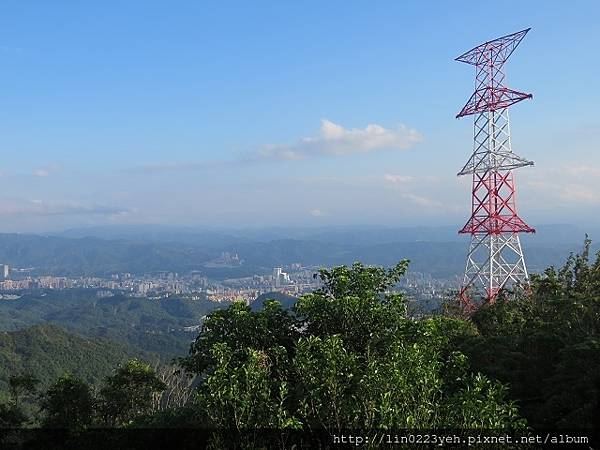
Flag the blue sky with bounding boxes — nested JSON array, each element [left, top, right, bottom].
[[0, 1, 598, 232]]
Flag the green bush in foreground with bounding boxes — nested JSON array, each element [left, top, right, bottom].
[[181, 261, 525, 431]]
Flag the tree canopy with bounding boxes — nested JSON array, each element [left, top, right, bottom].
[[460, 238, 600, 430], [180, 261, 525, 433], [0, 246, 597, 445]]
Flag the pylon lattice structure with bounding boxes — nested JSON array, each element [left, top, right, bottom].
[[456, 29, 535, 311]]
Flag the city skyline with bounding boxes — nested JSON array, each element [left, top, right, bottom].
[[0, 1, 598, 232]]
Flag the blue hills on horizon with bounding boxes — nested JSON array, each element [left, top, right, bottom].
[[51, 222, 596, 246], [0, 223, 595, 279]]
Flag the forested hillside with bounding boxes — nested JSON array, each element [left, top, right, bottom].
[[0, 291, 225, 359], [0, 324, 133, 398]]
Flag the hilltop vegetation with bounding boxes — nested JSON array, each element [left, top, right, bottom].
[[0, 290, 225, 359], [0, 243, 597, 447], [0, 324, 133, 399], [459, 238, 600, 430], [251, 291, 297, 311]]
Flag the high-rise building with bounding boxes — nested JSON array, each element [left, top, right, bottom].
[[273, 267, 291, 288]]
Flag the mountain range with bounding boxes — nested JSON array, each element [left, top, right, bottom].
[[0, 224, 593, 279]]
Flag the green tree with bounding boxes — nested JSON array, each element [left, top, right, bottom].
[[294, 335, 359, 430], [461, 239, 600, 429], [182, 260, 525, 433], [0, 374, 39, 428], [98, 359, 166, 427], [198, 343, 300, 430], [180, 299, 299, 376], [8, 374, 39, 410], [294, 261, 410, 355], [40, 374, 94, 430], [0, 403, 28, 428]]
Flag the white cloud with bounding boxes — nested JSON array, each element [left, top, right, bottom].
[[400, 193, 444, 208], [525, 180, 600, 205], [557, 184, 600, 204], [33, 164, 61, 177], [384, 174, 415, 184], [131, 160, 233, 174], [294, 176, 342, 183], [0, 199, 129, 217], [564, 165, 600, 177], [394, 190, 462, 213], [128, 120, 421, 174], [309, 209, 327, 217], [257, 119, 421, 161], [383, 173, 440, 186]]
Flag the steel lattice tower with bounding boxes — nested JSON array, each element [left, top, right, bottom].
[[455, 29, 535, 311]]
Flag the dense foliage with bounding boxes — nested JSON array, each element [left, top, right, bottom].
[[459, 238, 600, 430], [97, 360, 167, 427], [179, 261, 525, 432], [0, 245, 597, 441], [0, 291, 223, 358], [40, 374, 95, 430], [0, 324, 133, 398], [1, 360, 166, 430]]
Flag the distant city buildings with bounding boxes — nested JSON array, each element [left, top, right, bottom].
[[96, 290, 114, 298], [272, 267, 291, 287], [0, 258, 454, 307], [204, 252, 243, 268]]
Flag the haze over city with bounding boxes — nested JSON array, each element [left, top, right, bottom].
[[0, 1, 598, 233]]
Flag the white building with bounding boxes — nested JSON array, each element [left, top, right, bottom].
[[273, 267, 291, 288]]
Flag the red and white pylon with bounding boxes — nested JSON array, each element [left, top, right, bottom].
[[455, 29, 535, 311]]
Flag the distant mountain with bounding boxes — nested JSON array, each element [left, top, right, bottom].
[[0, 224, 595, 279], [0, 324, 133, 396], [54, 223, 599, 246], [56, 225, 251, 249], [224, 238, 594, 278], [0, 233, 215, 276]]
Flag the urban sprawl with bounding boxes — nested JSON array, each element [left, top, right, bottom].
[[0, 258, 455, 306]]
